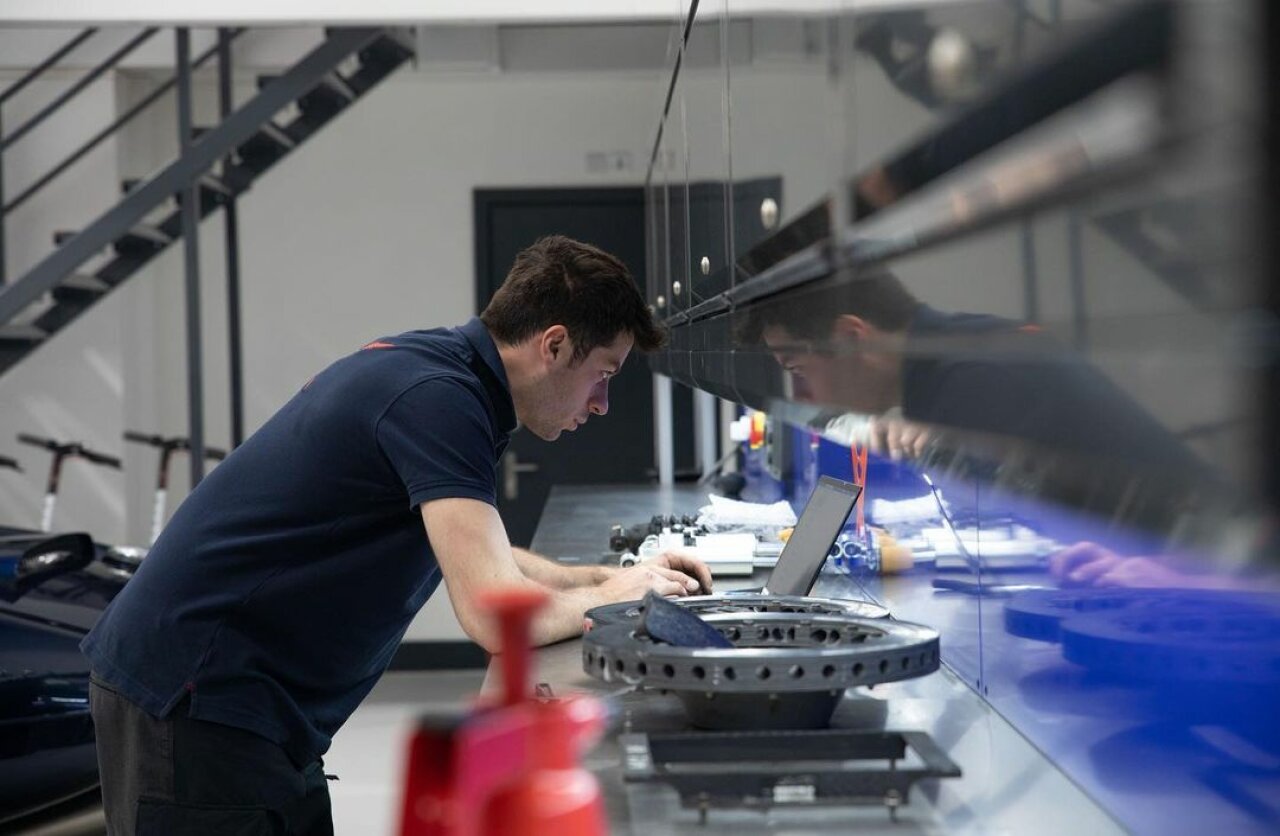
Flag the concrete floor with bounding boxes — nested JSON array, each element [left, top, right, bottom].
[[327, 670, 485, 835]]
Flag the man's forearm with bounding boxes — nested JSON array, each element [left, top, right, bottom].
[[512, 547, 612, 589], [530, 586, 609, 645]]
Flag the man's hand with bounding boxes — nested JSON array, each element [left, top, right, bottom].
[[1050, 542, 1192, 589], [1088, 556, 1191, 589], [648, 550, 714, 595], [1049, 541, 1123, 587], [868, 416, 931, 461], [594, 550, 714, 602]]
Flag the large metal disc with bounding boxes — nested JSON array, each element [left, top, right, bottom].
[[584, 612, 939, 729], [583, 612, 938, 694], [584, 594, 890, 631]]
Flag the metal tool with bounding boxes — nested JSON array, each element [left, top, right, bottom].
[[398, 589, 608, 836], [620, 728, 961, 824]]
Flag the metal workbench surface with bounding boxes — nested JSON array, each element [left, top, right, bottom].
[[488, 484, 1124, 835]]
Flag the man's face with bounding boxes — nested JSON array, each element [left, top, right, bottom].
[[523, 331, 634, 441], [762, 320, 895, 413], [762, 324, 838, 405]]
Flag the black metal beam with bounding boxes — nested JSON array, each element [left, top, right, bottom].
[[0, 27, 383, 325], [219, 27, 246, 450], [1263, 0, 1280, 532], [0, 110, 6, 286], [176, 29, 205, 487]]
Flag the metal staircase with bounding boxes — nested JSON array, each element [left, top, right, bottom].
[[0, 27, 414, 378]]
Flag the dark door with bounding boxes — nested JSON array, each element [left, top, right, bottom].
[[474, 188, 694, 547]]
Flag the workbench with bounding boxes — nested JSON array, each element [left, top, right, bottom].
[[483, 485, 1126, 835]]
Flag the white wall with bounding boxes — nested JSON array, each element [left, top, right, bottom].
[[0, 69, 127, 540]]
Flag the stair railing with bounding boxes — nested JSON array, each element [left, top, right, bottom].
[[0, 28, 247, 288]]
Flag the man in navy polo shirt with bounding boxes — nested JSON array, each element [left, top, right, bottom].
[[82, 235, 711, 835]]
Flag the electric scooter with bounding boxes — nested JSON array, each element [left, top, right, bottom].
[[16, 434, 122, 533], [123, 431, 227, 545]]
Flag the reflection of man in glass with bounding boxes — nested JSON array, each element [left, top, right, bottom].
[[738, 269, 1205, 475]]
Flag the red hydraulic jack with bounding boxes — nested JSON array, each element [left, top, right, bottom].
[[398, 588, 608, 836]]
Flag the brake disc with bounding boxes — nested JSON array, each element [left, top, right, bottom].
[[584, 594, 890, 631], [583, 612, 938, 729]]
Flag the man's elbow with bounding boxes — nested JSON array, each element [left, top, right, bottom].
[[458, 617, 503, 655]]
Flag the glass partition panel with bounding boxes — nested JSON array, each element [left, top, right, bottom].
[[679, 1, 732, 304], [726, 1, 840, 279], [728, 4, 1278, 833]]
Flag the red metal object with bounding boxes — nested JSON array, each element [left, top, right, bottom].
[[851, 441, 868, 534], [398, 588, 608, 836]]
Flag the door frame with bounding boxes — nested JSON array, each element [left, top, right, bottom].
[[473, 186, 645, 315]]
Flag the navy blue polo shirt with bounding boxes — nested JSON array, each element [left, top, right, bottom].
[[901, 305, 1206, 475], [82, 318, 516, 765]]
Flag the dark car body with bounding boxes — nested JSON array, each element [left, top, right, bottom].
[[0, 526, 137, 825]]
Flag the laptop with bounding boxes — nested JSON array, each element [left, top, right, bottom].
[[735, 476, 862, 597]]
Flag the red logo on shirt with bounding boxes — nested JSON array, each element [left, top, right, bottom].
[[362, 341, 395, 350]]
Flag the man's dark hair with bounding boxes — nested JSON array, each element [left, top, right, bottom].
[[481, 235, 666, 362], [735, 268, 920, 345]]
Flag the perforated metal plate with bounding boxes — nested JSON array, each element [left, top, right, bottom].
[[583, 613, 938, 693], [584, 612, 939, 728], [584, 594, 890, 631]]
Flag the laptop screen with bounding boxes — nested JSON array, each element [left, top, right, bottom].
[[763, 476, 862, 596]]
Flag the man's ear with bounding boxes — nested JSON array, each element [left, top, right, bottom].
[[831, 314, 872, 344], [539, 324, 570, 366]]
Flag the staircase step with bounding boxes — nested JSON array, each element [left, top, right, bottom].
[[199, 173, 232, 197], [62, 273, 110, 293], [0, 324, 47, 342], [174, 179, 231, 213], [322, 71, 357, 102], [261, 69, 355, 105], [124, 173, 227, 199], [54, 224, 171, 253], [220, 163, 255, 193], [124, 224, 171, 246], [111, 225, 171, 258], [295, 85, 347, 122], [52, 272, 110, 303], [235, 124, 295, 173], [366, 31, 416, 65], [259, 121, 297, 150], [346, 35, 415, 94]]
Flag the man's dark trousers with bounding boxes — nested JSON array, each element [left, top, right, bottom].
[[89, 678, 334, 835]]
